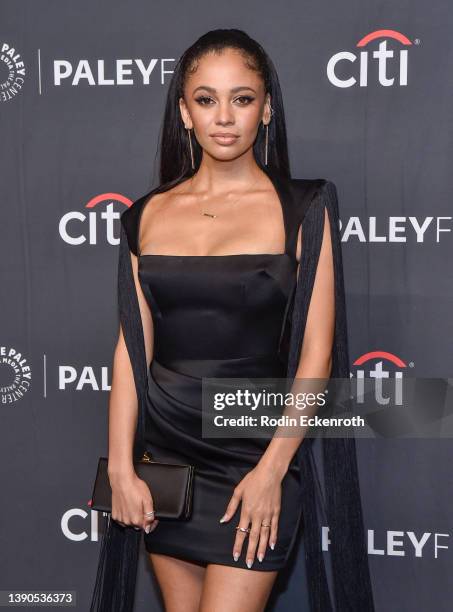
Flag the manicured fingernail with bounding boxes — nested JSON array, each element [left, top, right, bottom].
[[219, 515, 227, 523], [270, 542, 275, 550], [233, 552, 239, 561], [246, 559, 253, 568], [258, 554, 263, 562], [145, 525, 150, 534]]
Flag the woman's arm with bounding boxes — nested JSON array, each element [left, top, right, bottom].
[[105, 245, 157, 532], [259, 204, 335, 478], [107, 250, 154, 480], [259, 203, 335, 479], [220, 189, 337, 564]]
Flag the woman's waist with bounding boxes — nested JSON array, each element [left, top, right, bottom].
[[151, 353, 287, 380], [146, 355, 292, 454]]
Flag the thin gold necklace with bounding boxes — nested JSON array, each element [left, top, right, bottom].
[[190, 176, 261, 219]]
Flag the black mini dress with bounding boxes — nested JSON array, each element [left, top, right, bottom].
[[138, 201, 303, 571]]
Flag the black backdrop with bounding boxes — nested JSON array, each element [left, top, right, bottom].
[[1, 2, 452, 610]]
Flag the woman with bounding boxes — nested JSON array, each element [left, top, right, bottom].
[[90, 29, 374, 612]]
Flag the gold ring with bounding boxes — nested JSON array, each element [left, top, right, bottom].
[[261, 523, 271, 528], [235, 526, 251, 533]]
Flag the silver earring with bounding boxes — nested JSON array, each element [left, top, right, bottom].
[[186, 127, 195, 170]]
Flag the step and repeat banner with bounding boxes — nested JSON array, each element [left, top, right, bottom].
[[1, 1, 452, 610]]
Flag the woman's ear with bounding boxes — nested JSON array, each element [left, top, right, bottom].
[[262, 93, 272, 126], [179, 96, 192, 130]]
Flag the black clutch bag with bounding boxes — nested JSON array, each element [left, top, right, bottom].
[[90, 451, 195, 520]]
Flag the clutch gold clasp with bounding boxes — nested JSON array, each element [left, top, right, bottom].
[[141, 450, 153, 463]]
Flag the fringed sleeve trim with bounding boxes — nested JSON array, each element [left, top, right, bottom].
[[89, 216, 147, 612], [117, 218, 148, 462], [288, 180, 375, 612]]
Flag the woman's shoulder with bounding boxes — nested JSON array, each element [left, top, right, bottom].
[[119, 191, 150, 255], [289, 175, 333, 194], [122, 179, 190, 219], [288, 175, 336, 206], [286, 176, 340, 225], [120, 180, 188, 255]]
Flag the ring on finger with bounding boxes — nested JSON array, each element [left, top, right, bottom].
[[144, 510, 155, 518], [235, 525, 251, 534], [261, 522, 271, 528]]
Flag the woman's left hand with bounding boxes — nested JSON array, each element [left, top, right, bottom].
[[219, 461, 285, 568]]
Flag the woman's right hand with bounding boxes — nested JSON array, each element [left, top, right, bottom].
[[109, 470, 159, 534]]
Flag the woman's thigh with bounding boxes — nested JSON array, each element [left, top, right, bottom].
[[199, 563, 278, 612], [149, 553, 207, 612]]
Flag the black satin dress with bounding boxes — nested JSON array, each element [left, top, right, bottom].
[[138, 234, 303, 570]]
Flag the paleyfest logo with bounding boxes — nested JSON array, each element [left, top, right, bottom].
[[327, 29, 417, 87], [0, 42, 26, 102], [0, 346, 32, 403]]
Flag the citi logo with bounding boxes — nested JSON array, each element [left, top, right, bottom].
[[352, 350, 410, 406], [327, 29, 415, 88], [61, 507, 106, 542], [59, 192, 132, 246]]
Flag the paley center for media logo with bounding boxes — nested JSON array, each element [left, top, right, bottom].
[[0, 42, 26, 102], [0, 346, 32, 404], [327, 28, 418, 88]]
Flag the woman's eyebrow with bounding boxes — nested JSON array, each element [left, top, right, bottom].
[[192, 85, 257, 94]]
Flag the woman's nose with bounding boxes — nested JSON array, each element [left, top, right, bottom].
[[215, 101, 235, 125]]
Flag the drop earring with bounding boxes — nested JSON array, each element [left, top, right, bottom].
[[186, 126, 195, 170], [264, 104, 274, 167]]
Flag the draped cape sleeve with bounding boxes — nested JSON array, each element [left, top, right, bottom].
[[286, 179, 375, 611], [89, 178, 375, 612]]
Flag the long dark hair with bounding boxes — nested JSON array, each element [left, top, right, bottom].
[[152, 28, 291, 189]]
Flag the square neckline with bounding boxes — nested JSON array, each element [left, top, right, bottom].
[[136, 173, 293, 261], [139, 252, 290, 259]]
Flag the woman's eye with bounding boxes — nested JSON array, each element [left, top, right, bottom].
[[195, 96, 213, 105], [234, 96, 255, 105], [194, 95, 255, 106]]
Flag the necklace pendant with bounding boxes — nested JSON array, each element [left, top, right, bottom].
[[202, 211, 217, 218]]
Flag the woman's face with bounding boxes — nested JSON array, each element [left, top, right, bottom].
[[179, 47, 271, 162]]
